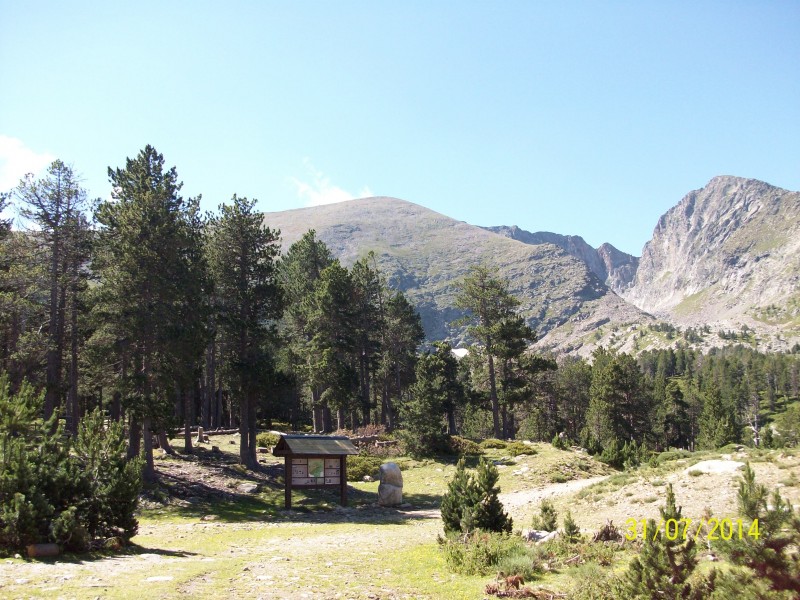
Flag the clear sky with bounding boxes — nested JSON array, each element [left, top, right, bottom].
[[1, 1, 798, 255]]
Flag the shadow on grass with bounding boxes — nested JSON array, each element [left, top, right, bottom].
[[143, 483, 443, 526], [142, 449, 451, 526], [28, 543, 199, 565]]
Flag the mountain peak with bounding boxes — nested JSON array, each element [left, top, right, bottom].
[[623, 175, 800, 333]]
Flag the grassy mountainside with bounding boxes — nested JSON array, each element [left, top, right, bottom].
[[263, 197, 649, 352]]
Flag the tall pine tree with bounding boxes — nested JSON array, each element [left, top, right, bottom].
[[207, 195, 282, 468]]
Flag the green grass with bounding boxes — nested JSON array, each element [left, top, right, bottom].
[[22, 442, 797, 599]]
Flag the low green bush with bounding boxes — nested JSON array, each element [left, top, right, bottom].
[[447, 436, 483, 456], [552, 433, 570, 450], [479, 438, 507, 449], [439, 531, 534, 576], [346, 455, 383, 481], [506, 441, 534, 456], [652, 449, 693, 466], [255, 432, 280, 448]]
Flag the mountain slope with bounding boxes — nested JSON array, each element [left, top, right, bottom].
[[263, 198, 649, 352], [623, 176, 800, 337]]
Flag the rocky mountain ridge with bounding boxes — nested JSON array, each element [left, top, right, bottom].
[[623, 176, 800, 338], [484, 226, 639, 294], [263, 176, 799, 355]]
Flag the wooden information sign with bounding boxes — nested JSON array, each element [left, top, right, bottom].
[[272, 435, 358, 509]]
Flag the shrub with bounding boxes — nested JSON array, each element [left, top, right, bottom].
[[440, 531, 533, 576], [0, 376, 141, 554], [531, 499, 558, 532], [447, 436, 483, 456], [255, 432, 280, 448], [652, 449, 692, 466], [506, 441, 534, 456], [552, 433, 570, 450], [600, 439, 647, 470], [346, 455, 383, 481], [479, 438, 507, 449]]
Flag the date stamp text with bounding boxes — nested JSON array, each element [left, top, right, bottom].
[[624, 518, 760, 542]]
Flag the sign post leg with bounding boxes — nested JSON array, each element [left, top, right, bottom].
[[285, 456, 292, 509], [340, 456, 347, 506]]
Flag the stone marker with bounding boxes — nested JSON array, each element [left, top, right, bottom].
[[378, 462, 403, 506]]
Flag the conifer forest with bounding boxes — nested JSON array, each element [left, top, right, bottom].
[[1, 147, 799, 597]]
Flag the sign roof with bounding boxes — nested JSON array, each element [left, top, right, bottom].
[[272, 434, 359, 456]]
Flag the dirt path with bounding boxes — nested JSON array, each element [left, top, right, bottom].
[[0, 475, 612, 599], [500, 475, 610, 511]]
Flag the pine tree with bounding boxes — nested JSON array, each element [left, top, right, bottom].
[[697, 382, 738, 449], [440, 457, 511, 535], [623, 484, 697, 599], [378, 291, 424, 430], [470, 458, 512, 533], [207, 195, 282, 468], [278, 230, 334, 432], [399, 351, 448, 457], [440, 458, 476, 535], [455, 265, 529, 439], [531, 499, 558, 531], [0, 374, 141, 552], [563, 510, 581, 542], [724, 463, 800, 591], [15, 160, 88, 423], [94, 145, 199, 480]]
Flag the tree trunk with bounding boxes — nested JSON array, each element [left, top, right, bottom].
[[447, 404, 457, 436], [142, 417, 156, 482], [360, 355, 371, 425], [248, 391, 258, 467], [111, 390, 122, 422], [487, 353, 502, 439], [127, 414, 141, 460], [239, 394, 249, 466], [322, 404, 332, 433], [204, 338, 214, 429], [290, 388, 300, 431], [381, 381, 394, 430], [350, 408, 358, 432], [337, 407, 345, 431], [158, 430, 174, 455], [183, 387, 193, 454], [66, 256, 80, 435], [44, 232, 61, 423], [312, 388, 322, 433]]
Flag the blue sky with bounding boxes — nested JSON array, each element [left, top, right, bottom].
[[1, 1, 798, 255]]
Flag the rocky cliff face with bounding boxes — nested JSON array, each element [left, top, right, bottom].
[[596, 243, 639, 294], [485, 226, 638, 294], [623, 176, 800, 335]]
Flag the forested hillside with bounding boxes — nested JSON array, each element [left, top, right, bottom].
[[2, 149, 800, 570]]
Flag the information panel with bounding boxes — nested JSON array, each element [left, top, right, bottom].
[[291, 457, 341, 486]]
